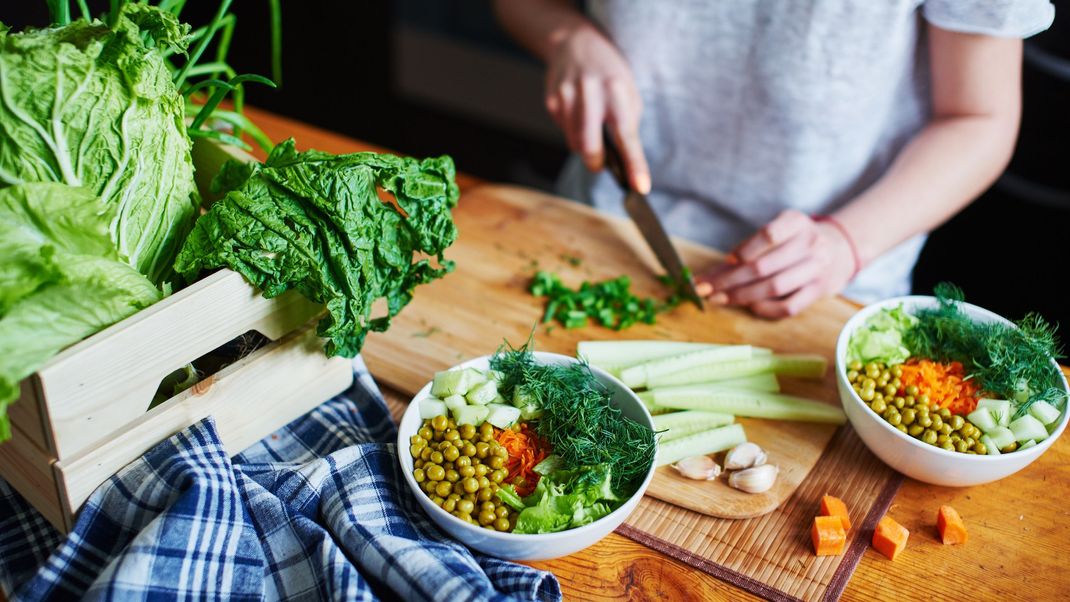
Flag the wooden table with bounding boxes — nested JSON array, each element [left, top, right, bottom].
[[247, 106, 1069, 602]]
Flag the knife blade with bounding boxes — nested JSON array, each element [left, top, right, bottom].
[[602, 129, 705, 310]]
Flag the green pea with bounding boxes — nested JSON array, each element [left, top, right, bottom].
[[905, 385, 919, 397], [894, 396, 906, 409], [849, 360, 863, 372], [922, 429, 938, 445], [940, 423, 953, 436], [435, 482, 453, 497], [446, 469, 460, 483], [458, 499, 475, 514], [948, 415, 965, 431], [917, 394, 930, 406], [462, 477, 479, 493], [887, 412, 902, 427], [892, 365, 903, 378], [413, 468, 425, 483], [459, 465, 475, 478], [930, 414, 943, 431], [444, 429, 460, 442], [442, 498, 457, 512], [430, 451, 444, 464], [896, 424, 908, 433], [973, 442, 988, 455], [937, 433, 949, 445], [426, 464, 445, 481], [941, 441, 955, 452], [955, 440, 969, 453], [431, 415, 448, 431], [908, 424, 924, 436], [444, 446, 460, 462], [906, 395, 917, 406], [869, 398, 886, 413], [847, 370, 860, 382], [890, 378, 902, 390], [918, 415, 933, 428], [901, 409, 916, 425]]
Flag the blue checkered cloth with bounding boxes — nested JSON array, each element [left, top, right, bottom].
[[0, 359, 561, 601]]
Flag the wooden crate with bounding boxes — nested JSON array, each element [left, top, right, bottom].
[[0, 141, 355, 531]]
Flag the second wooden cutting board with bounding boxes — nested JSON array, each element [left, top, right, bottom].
[[361, 184, 858, 519]]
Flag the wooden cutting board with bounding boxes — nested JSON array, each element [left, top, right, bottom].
[[361, 184, 858, 519]]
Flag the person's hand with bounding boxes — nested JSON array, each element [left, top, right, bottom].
[[694, 210, 858, 318], [545, 25, 650, 193]]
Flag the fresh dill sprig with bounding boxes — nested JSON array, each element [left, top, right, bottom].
[[904, 283, 1066, 415], [490, 340, 656, 495]]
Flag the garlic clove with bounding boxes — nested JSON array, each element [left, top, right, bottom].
[[728, 464, 778, 494], [724, 442, 767, 471], [671, 455, 722, 480]]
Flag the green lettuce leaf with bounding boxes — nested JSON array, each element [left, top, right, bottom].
[[174, 139, 459, 357], [506, 463, 623, 534], [0, 183, 162, 441], [847, 306, 917, 365], [0, 5, 198, 285]]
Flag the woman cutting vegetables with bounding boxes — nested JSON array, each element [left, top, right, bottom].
[[495, 1, 1054, 317]]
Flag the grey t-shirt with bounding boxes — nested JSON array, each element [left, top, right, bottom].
[[559, 0, 1054, 303]]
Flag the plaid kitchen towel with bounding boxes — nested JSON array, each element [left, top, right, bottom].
[[0, 359, 561, 602]]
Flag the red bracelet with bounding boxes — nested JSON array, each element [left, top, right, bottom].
[[813, 215, 862, 279]]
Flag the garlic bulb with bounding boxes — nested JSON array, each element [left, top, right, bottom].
[[671, 455, 721, 480], [724, 442, 767, 471], [728, 464, 778, 494]]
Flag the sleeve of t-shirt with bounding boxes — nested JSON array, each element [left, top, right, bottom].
[[923, 0, 1055, 38]]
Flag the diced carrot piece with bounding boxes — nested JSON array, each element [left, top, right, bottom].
[[872, 516, 909, 561], [820, 494, 851, 531], [811, 516, 847, 556], [936, 505, 968, 545]]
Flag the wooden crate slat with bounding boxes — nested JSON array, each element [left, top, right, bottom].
[[36, 270, 322, 460], [0, 423, 66, 531], [8, 378, 50, 452], [53, 323, 353, 524]]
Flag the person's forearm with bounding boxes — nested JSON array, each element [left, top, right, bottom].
[[833, 112, 1019, 265], [492, 0, 593, 61]]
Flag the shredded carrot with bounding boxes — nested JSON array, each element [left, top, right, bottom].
[[495, 423, 550, 497], [898, 359, 980, 415]]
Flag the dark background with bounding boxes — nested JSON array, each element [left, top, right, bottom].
[[5, 1, 1069, 332]]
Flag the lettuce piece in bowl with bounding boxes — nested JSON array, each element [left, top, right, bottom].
[[848, 305, 917, 365]]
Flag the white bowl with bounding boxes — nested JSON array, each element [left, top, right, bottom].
[[397, 351, 656, 560], [835, 296, 1070, 487]]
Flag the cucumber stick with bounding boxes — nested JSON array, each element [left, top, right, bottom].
[[620, 345, 755, 389], [654, 411, 735, 441], [657, 424, 746, 466], [651, 388, 845, 424], [647, 354, 827, 388], [638, 391, 674, 415], [578, 340, 727, 368]]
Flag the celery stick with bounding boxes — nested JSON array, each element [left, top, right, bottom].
[[620, 345, 755, 389], [577, 340, 727, 367], [657, 424, 747, 467], [651, 388, 846, 424], [647, 354, 827, 388], [654, 411, 735, 441]]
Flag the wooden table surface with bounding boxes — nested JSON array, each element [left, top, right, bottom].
[[246, 106, 1070, 602]]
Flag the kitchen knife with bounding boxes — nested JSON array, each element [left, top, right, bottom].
[[601, 129, 705, 310]]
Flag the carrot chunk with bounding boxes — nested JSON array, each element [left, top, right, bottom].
[[872, 515, 909, 561], [811, 516, 847, 556], [936, 505, 968, 545], [820, 494, 851, 531]]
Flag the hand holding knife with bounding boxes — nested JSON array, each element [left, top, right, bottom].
[[601, 129, 705, 310]]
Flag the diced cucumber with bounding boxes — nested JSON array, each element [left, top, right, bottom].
[[1028, 400, 1062, 426], [466, 380, 499, 406], [486, 403, 521, 429], [452, 404, 490, 426], [656, 424, 747, 467], [444, 394, 468, 413], [650, 388, 846, 424], [619, 346, 756, 388], [653, 411, 735, 441], [977, 399, 1012, 427], [518, 404, 543, 420], [431, 368, 486, 397], [418, 398, 448, 419], [980, 435, 1000, 455], [512, 385, 537, 408], [1019, 439, 1038, 450], [966, 408, 998, 433], [1009, 414, 1048, 443], [986, 426, 1015, 451]]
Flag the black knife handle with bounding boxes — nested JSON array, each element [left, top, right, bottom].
[[602, 126, 630, 191]]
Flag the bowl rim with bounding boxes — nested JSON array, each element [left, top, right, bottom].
[[835, 295, 1070, 462], [396, 351, 657, 541]]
